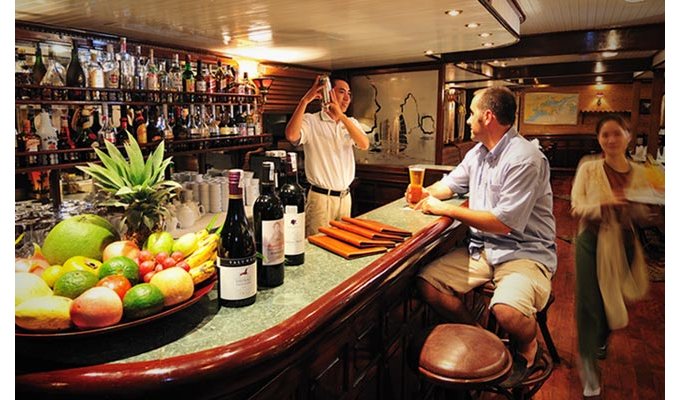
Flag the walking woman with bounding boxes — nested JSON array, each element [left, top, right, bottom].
[[571, 115, 652, 398]]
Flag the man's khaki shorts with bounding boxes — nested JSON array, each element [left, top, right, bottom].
[[418, 247, 553, 317]]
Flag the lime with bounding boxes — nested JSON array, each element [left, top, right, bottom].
[[53, 270, 99, 299], [41, 265, 64, 288], [123, 283, 165, 320], [99, 256, 140, 285]]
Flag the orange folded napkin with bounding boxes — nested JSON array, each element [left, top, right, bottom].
[[341, 217, 411, 237], [308, 234, 388, 259], [329, 220, 406, 242], [318, 226, 396, 248]]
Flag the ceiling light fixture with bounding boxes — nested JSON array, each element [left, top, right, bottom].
[[602, 51, 618, 58], [466, 23, 480, 28], [445, 9, 462, 16], [595, 76, 604, 83], [482, 42, 494, 47], [479, 32, 492, 38]]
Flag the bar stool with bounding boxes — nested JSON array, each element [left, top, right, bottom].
[[418, 323, 512, 398], [475, 281, 560, 364]]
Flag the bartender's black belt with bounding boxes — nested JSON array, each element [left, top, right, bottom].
[[310, 185, 349, 197]]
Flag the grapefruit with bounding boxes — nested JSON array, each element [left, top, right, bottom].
[[70, 287, 123, 329], [42, 214, 119, 265], [150, 267, 194, 306]]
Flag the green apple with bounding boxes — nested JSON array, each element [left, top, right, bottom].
[[144, 232, 175, 256], [172, 232, 199, 256]]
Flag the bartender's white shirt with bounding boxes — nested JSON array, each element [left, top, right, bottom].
[[298, 112, 365, 191]]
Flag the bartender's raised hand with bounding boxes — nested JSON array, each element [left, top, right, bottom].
[[326, 89, 344, 120], [302, 76, 323, 104]]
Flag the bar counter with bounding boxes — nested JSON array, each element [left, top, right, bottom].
[[16, 196, 468, 399]]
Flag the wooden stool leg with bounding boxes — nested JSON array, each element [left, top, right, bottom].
[[536, 297, 560, 364]]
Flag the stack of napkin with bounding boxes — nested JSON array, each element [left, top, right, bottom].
[[308, 217, 411, 259]]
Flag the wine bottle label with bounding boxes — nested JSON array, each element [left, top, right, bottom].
[[218, 256, 257, 301], [196, 81, 207, 92], [261, 219, 285, 265], [105, 70, 120, 88], [284, 207, 305, 256]]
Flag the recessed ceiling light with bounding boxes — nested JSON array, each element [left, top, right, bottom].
[[466, 23, 480, 29], [479, 32, 492, 38], [602, 51, 618, 58], [482, 42, 494, 47], [424, 50, 434, 55], [445, 9, 462, 16]]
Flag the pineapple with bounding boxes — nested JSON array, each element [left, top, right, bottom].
[[78, 133, 182, 246]]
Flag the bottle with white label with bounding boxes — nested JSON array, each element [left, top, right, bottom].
[[254, 161, 285, 287], [278, 152, 305, 265], [217, 169, 257, 307]]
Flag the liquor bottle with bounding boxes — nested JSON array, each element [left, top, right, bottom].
[[161, 104, 174, 141], [147, 106, 162, 142], [209, 105, 220, 137], [214, 59, 227, 92], [168, 54, 182, 92], [195, 59, 206, 94], [157, 60, 169, 91], [198, 106, 210, 138], [32, 43, 47, 86], [182, 54, 195, 99], [133, 107, 148, 145], [146, 49, 159, 91], [66, 41, 86, 100], [205, 63, 214, 94], [218, 107, 230, 136], [254, 161, 285, 288], [278, 152, 306, 265], [102, 43, 120, 89], [76, 107, 100, 161], [174, 106, 190, 141], [58, 113, 77, 163], [116, 105, 132, 144], [87, 51, 104, 89], [133, 45, 147, 91], [22, 119, 40, 166], [119, 37, 135, 90], [99, 105, 116, 145], [226, 106, 237, 136], [245, 109, 255, 136], [218, 169, 257, 307], [35, 109, 59, 165]]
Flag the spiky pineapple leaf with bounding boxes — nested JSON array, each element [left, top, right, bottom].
[[103, 139, 131, 180], [124, 133, 146, 185], [92, 148, 131, 187]]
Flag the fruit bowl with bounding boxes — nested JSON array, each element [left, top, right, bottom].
[[15, 276, 216, 339]]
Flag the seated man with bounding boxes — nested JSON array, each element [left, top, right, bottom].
[[408, 86, 557, 387]]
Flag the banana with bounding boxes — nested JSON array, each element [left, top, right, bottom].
[[189, 260, 216, 285], [194, 228, 210, 243], [185, 234, 219, 269]]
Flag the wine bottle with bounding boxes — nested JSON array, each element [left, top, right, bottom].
[[133, 107, 148, 145], [278, 152, 306, 266], [66, 41, 86, 100], [58, 113, 77, 163], [168, 54, 182, 92], [254, 161, 285, 287], [32, 43, 47, 86], [146, 49, 159, 91], [218, 169, 257, 307], [22, 119, 40, 166], [195, 59, 206, 94], [116, 105, 132, 144], [182, 54, 195, 99]]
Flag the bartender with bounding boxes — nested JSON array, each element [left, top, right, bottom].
[[285, 76, 369, 236]]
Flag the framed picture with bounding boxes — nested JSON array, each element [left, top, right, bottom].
[[523, 92, 579, 125], [640, 99, 652, 115]]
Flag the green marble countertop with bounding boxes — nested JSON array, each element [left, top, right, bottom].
[[17, 196, 465, 370]]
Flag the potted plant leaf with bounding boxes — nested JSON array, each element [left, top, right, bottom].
[[78, 133, 182, 246]]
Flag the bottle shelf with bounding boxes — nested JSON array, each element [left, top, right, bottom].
[[15, 84, 260, 107], [15, 134, 272, 174]]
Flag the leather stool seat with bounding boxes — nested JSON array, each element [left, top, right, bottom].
[[418, 323, 512, 389]]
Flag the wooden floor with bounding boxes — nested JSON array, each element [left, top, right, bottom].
[[486, 175, 665, 400]]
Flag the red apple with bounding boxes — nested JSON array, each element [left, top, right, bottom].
[[102, 240, 140, 262]]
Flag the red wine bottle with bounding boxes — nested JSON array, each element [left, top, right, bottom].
[[218, 169, 257, 307], [254, 161, 285, 287], [278, 152, 305, 265]]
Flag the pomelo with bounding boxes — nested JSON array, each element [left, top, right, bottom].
[[42, 214, 119, 265], [70, 287, 123, 329]]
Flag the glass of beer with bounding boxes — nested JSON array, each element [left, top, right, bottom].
[[408, 166, 425, 204]]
